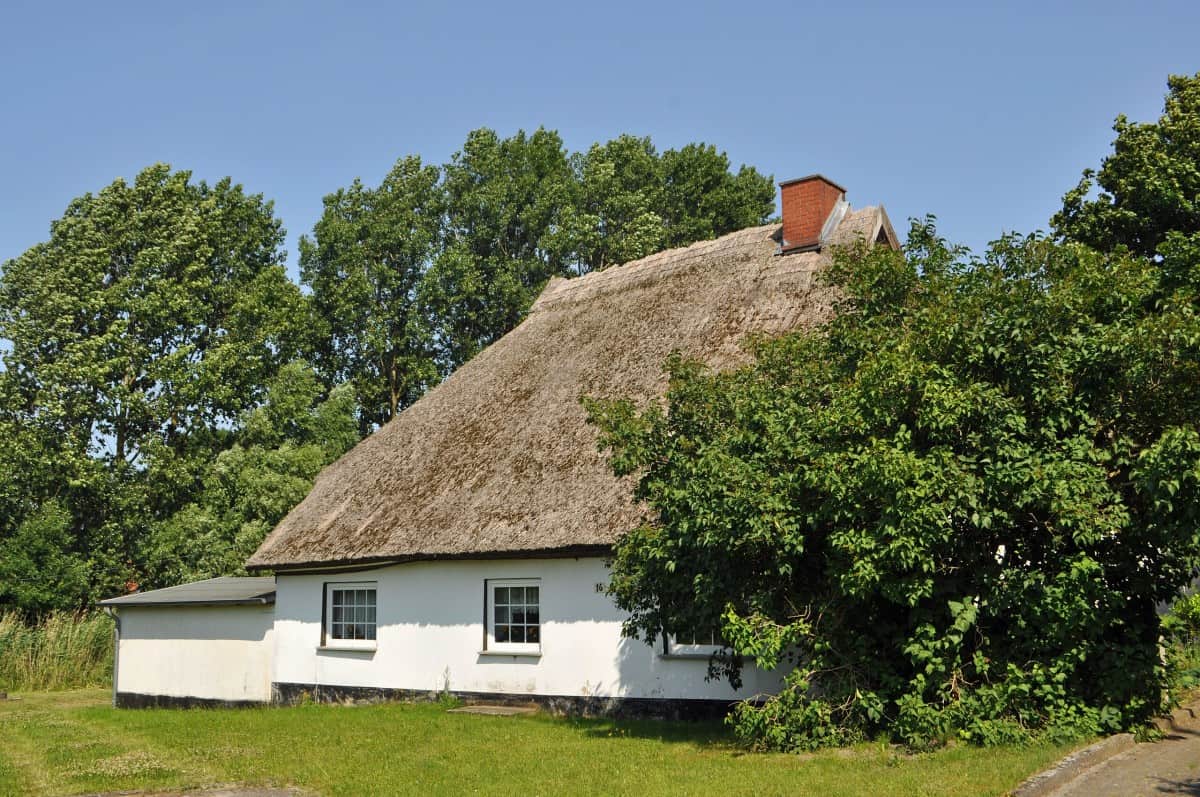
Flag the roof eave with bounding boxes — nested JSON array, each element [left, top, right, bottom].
[[97, 596, 275, 609], [248, 543, 615, 575]]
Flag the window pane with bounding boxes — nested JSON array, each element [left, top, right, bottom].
[[494, 606, 509, 624], [495, 625, 509, 643], [494, 587, 509, 605], [328, 585, 378, 643], [526, 625, 540, 643], [526, 587, 539, 604], [511, 587, 525, 604], [526, 607, 539, 625], [511, 626, 525, 643], [512, 607, 525, 624]]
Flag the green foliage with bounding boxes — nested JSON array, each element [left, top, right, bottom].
[[142, 362, 358, 587], [588, 219, 1200, 750], [0, 163, 307, 610], [1055, 72, 1200, 256], [1163, 592, 1200, 645], [0, 503, 89, 612], [429, 127, 576, 370], [560, 134, 668, 273], [560, 136, 775, 274], [318, 127, 775, 397], [1162, 593, 1200, 696], [0, 611, 112, 691], [300, 156, 443, 431]]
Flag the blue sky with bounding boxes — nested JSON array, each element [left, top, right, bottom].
[[1, 0, 1197, 274]]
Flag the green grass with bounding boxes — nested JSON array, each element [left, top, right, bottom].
[[0, 690, 1084, 797], [0, 612, 113, 692]]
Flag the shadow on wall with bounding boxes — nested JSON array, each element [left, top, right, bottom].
[[118, 605, 273, 643]]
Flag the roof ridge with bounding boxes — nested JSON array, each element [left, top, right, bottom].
[[530, 223, 782, 313]]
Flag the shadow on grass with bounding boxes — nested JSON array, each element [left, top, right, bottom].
[[557, 714, 736, 747]]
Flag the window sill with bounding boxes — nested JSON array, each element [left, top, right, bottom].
[[478, 649, 542, 659], [317, 645, 377, 653], [660, 651, 756, 661]]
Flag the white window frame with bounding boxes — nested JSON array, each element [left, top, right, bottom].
[[485, 578, 541, 655], [664, 627, 724, 658], [323, 581, 378, 650]]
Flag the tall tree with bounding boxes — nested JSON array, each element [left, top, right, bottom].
[[301, 155, 442, 431], [143, 362, 359, 587], [0, 164, 305, 607], [660, 143, 776, 248], [427, 127, 575, 370], [559, 135, 666, 274], [558, 137, 776, 274], [1054, 72, 1200, 256], [427, 128, 774, 369]]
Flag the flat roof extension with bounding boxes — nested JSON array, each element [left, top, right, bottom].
[[98, 576, 276, 608]]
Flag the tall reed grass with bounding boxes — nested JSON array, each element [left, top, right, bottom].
[[0, 611, 113, 691]]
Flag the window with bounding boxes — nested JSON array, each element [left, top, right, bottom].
[[324, 582, 376, 649], [666, 625, 724, 656], [674, 628, 722, 647], [486, 579, 540, 653]]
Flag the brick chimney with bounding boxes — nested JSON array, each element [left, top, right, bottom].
[[779, 175, 848, 254]]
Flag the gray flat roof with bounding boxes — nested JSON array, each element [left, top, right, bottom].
[[98, 576, 276, 607]]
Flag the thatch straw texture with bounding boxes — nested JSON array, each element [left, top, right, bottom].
[[248, 209, 897, 569]]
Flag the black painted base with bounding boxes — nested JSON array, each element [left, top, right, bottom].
[[272, 681, 736, 720], [115, 692, 268, 709]]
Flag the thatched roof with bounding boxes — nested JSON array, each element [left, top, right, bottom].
[[247, 207, 898, 570]]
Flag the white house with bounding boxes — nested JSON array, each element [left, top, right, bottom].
[[102, 175, 898, 716]]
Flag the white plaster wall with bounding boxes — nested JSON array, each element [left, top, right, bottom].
[[273, 557, 785, 701], [117, 604, 275, 702]]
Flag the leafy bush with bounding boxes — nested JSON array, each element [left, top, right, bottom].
[[1163, 593, 1200, 696], [588, 220, 1200, 751], [1163, 593, 1200, 646]]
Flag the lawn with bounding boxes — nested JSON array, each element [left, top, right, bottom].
[[0, 690, 1079, 797]]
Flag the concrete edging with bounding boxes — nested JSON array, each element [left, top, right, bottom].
[[1010, 733, 1136, 797]]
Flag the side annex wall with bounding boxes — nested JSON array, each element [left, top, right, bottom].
[[115, 604, 275, 706]]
